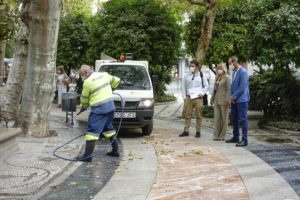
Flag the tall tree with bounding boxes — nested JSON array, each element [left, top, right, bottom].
[[88, 0, 181, 95], [185, 0, 248, 66], [89, 0, 181, 67], [0, 0, 18, 85], [246, 0, 300, 71], [16, 0, 62, 137], [187, 0, 217, 66], [159, 0, 192, 21], [62, 0, 92, 16], [56, 14, 90, 73], [1, 1, 29, 119], [0, 40, 6, 85], [55, 0, 92, 72]]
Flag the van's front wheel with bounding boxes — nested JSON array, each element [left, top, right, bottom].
[[142, 123, 153, 135]]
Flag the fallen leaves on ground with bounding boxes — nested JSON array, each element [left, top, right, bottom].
[[158, 149, 175, 156], [178, 150, 203, 157]]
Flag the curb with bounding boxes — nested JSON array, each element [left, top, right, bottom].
[[0, 128, 22, 153], [262, 125, 300, 136], [154, 100, 177, 106], [0, 128, 22, 143], [93, 138, 157, 200]]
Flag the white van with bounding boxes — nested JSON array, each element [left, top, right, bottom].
[[95, 59, 156, 135]]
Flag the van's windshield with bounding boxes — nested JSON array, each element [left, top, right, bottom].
[[99, 65, 151, 90]]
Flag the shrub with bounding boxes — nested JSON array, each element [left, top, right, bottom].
[[202, 106, 214, 118], [249, 69, 300, 121], [267, 120, 300, 131], [155, 93, 176, 103]]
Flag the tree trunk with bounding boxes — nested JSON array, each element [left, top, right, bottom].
[[16, 0, 62, 137], [1, 24, 28, 119], [0, 40, 6, 86], [196, 0, 217, 66]]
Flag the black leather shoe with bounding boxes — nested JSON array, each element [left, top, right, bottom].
[[236, 140, 248, 147], [106, 151, 120, 157], [179, 132, 189, 137], [225, 138, 239, 143], [195, 132, 201, 138]]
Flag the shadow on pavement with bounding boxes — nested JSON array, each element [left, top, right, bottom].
[[117, 128, 144, 139]]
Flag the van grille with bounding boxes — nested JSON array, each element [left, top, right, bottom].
[[114, 101, 138, 110]]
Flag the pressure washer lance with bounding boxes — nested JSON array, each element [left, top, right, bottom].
[[53, 92, 124, 162], [75, 109, 86, 118]]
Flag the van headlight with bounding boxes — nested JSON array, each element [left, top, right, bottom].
[[138, 99, 154, 108]]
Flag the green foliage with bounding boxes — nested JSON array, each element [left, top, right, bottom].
[[267, 121, 300, 131], [246, 0, 300, 70], [249, 69, 300, 120], [0, 0, 18, 40], [159, 0, 192, 22], [89, 0, 181, 67], [56, 14, 90, 73], [5, 38, 14, 58], [57, 0, 93, 72], [246, 1, 300, 120], [184, 8, 204, 58], [149, 65, 172, 96], [184, 0, 248, 65], [88, 0, 181, 96], [62, 0, 92, 17], [206, 0, 249, 65], [202, 106, 214, 118], [155, 93, 177, 103]]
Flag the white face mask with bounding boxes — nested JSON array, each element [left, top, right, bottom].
[[190, 67, 196, 73], [217, 69, 223, 75], [81, 75, 87, 81]]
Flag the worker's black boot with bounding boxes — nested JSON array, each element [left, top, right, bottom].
[[106, 137, 119, 157], [75, 141, 95, 162]]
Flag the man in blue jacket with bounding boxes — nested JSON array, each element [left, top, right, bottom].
[[226, 56, 250, 147]]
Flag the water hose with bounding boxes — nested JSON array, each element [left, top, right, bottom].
[[53, 92, 124, 161]]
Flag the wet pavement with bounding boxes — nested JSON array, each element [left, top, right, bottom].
[[40, 139, 122, 200], [248, 145, 300, 196], [0, 114, 122, 200]]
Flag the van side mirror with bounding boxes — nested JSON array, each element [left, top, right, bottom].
[[151, 75, 159, 86]]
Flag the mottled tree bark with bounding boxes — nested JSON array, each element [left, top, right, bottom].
[[188, 0, 217, 66], [0, 40, 6, 86], [1, 0, 29, 120], [1, 23, 28, 119], [16, 0, 62, 137]]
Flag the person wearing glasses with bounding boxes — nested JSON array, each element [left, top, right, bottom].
[[226, 56, 250, 147], [180, 60, 208, 138]]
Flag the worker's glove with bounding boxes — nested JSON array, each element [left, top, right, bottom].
[[80, 107, 87, 113], [118, 83, 123, 89]]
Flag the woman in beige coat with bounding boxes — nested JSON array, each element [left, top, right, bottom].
[[210, 63, 231, 141]]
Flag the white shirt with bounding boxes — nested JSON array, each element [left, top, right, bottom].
[[182, 71, 209, 99], [232, 66, 241, 81]]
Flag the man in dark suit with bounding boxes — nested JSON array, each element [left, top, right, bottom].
[[226, 56, 250, 147]]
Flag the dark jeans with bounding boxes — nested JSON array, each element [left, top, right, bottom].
[[231, 101, 248, 141]]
